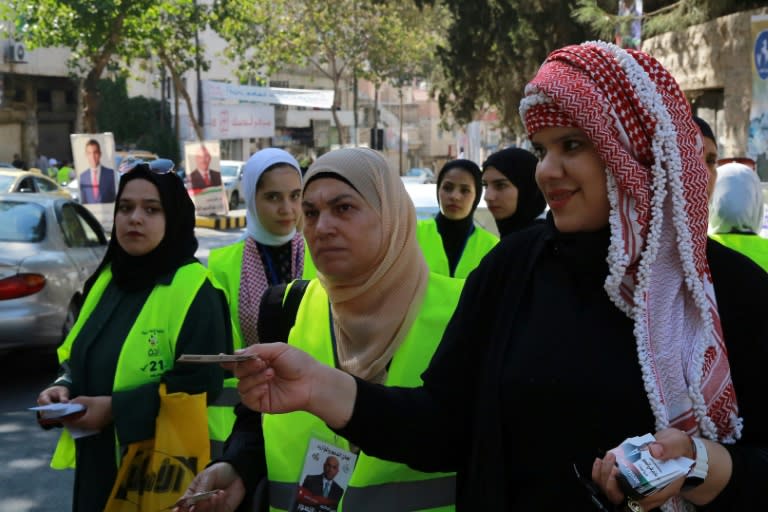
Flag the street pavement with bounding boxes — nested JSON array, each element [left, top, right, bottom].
[[0, 225, 244, 511]]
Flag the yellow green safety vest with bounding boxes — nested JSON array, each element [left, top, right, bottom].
[[416, 218, 498, 279], [206, 239, 315, 449], [263, 275, 462, 512], [50, 263, 213, 469], [709, 233, 768, 273], [208, 239, 316, 349]]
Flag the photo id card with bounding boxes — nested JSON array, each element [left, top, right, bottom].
[[292, 438, 357, 512]]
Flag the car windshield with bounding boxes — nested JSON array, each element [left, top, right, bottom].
[[0, 200, 46, 242], [0, 175, 15, 191], [220, 165, 239, 177]]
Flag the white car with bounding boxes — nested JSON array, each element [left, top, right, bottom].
[[401, 167, 436, 184], [0, 193, 108, 351], [403, 182, 498, 236], [220, 160, 245, 210]]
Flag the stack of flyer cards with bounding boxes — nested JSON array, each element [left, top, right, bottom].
[[30, 403, 96, 438], [610, 433, 693, 498]]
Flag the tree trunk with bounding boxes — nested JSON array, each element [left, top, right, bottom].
[[160, 52, 204, 141], [80, 13, 128, 133], [399, 87, 404, 175], [373, 83, 380, 150], [81, 72, 101, 133], [331, 78, 345, 146]]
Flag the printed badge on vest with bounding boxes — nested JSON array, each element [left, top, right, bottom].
[[141, 328, 169, 378], [293, 438, 357, 512]]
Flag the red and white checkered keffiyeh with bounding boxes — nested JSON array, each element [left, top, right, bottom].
[[520, 42, 741, 504], [238, 234, 304, 346]]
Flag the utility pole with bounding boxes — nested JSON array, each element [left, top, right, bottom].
[[194, 0, 204, 138], [398, 87, 404, 175]]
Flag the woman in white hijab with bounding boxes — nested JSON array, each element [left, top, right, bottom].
[[709, 162, 768, 271], [208, 148, 311, 349]]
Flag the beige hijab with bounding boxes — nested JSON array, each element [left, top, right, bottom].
[[303, 148, 429, 381]]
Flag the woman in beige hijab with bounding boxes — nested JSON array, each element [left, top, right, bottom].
[[178, 147, 464, 512]]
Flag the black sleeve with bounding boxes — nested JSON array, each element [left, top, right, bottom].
[[337, 240, 512, 472], [112, 280, 232, 445], [217, 403, 267, 493], [704, 239, 768, 510]]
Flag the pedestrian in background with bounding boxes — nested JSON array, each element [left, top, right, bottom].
[[416, 159, 498, 278], [227, 42, 768, 511], [37, 159, 231, 511], [481, 146, 546, 237]]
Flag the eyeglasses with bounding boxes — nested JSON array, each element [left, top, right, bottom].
[[118, 157, 176, 176]]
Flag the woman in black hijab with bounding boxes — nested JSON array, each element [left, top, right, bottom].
[[482, 147, 546, 237], [38, 161, 232, 511], [415, 159, 498, 278]]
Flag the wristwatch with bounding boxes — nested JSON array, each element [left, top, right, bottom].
[[682, 436, 709, 490]]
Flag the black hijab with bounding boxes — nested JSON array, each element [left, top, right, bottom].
[[84, 166, 198, 295], [434, 159, 483, 275], [482, 147, 546, 237]]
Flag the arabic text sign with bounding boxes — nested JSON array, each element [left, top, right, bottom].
[[202, 80, 334, 108]]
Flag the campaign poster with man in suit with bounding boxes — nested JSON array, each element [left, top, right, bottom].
[[70, 133, 118, 231], [184, 140, 227, 216], [293, 439, 357, 512]]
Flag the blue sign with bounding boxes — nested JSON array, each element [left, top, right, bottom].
[[755, 30, 768, 80]]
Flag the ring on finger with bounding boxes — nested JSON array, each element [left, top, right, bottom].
[[625, 498, 644, 512]]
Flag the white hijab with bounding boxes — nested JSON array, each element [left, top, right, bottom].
[[242, 148, 302, 246], [709, 162, 765, 234]]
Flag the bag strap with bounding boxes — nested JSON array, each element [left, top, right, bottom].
[[257, 279, 310, 343]]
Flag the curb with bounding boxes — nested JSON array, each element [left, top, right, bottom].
[[195, 214, 246, 230]]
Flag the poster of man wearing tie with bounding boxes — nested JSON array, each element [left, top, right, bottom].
[[70, 132, 118, 230], [293, 439, 357, 512], [184, 140, 228, 216]]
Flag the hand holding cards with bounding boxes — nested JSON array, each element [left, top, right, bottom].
[[31, 402, 87, 425], [610, 433, 693, 499]]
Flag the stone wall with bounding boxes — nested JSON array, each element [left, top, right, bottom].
[[643, 7, 768, 159]]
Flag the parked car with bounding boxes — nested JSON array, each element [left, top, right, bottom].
[[115, 149, 159, 169], [0, 194, 108, 352], [403, 182, 498, 236], [0, 169, 73, 199], [220, 159, 245, 210], [401, 167, 436, 184]]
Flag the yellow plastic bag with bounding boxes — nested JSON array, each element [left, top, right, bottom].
[[105, 384, 210, 512]]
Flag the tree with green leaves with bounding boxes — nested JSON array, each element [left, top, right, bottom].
[[419, 0, 763, 136], [127, 0, 211, 140], [213, 0, 431, 146], [574, 0, 765, 42], [414, 0, 593, 135], [1, 0, 210, 140], [360, 1, 446, 151], [0, 0, 155, 132]]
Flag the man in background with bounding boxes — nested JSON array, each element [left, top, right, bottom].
[[79, 139, 116, 203]]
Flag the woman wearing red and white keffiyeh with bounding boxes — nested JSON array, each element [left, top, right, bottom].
[[219, 42, 768, 512], [518, 41, 758, 512]]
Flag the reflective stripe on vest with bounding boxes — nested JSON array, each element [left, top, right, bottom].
[[263, 275, 462, 511], [416, 218, 498, 278], [51, 263, 209, 470]]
